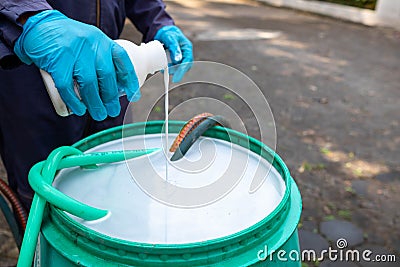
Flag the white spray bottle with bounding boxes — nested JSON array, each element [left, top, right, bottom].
[[40, 39, 168, 117]]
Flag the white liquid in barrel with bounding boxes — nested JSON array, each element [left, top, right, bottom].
[[54, 135, 286, 244]]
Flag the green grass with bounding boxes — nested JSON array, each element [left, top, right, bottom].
[[223, 93, 236, 100], [324, 215, 336, 221], [154, 106, 162, 113], [338, 209, 352, 220], [301, 161, 326, 172], [344, 185, 356, 194], [320, 147, 331, 155], [315, 0, 377, 10]]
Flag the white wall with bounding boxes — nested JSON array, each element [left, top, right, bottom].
[[257, 0, 400, 30], [376, 0, 400, 28]]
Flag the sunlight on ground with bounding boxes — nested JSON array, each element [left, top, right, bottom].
[[309, 53, 348, 66], [343, 160, 389, 178], [195, 29, 282, 41], [299, 132, 390, 179], [263, 47, 295, 59], [262, 46, 348, 67], [269, 38, 308, 49], [320, 146, 389, 178]]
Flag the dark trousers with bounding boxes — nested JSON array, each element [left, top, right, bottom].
[[0, 64, 129, 210]]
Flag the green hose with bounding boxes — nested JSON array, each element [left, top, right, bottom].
[[17, 146, 159, 267]]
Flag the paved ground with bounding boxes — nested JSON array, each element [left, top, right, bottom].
[[1, 0, 399, 266]]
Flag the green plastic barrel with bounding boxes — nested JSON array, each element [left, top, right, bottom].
[[35, 121, 302, 266]]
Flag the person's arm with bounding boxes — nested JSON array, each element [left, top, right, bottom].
[[0, 15, 22, 68], [124, 0, 174, 42], [0, 0, 52, 68], [125, 0, 193, 83], [0, 0, 52, 23]]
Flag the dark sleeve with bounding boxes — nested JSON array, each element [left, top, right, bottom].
[[0, 0, 52, 23], [0, 16, 21, 68], [125, 0, 174, 42], [0, 0, 52, 68]]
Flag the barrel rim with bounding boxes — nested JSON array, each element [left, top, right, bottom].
[[46, 121, 299, 264]]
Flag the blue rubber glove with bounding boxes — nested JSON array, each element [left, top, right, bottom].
[[154, 25, 193, 83], [14, 10, 139, 121]]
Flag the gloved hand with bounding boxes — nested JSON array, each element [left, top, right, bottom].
[[154, 25, 193, 83], [14, 10, 139, 121]]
